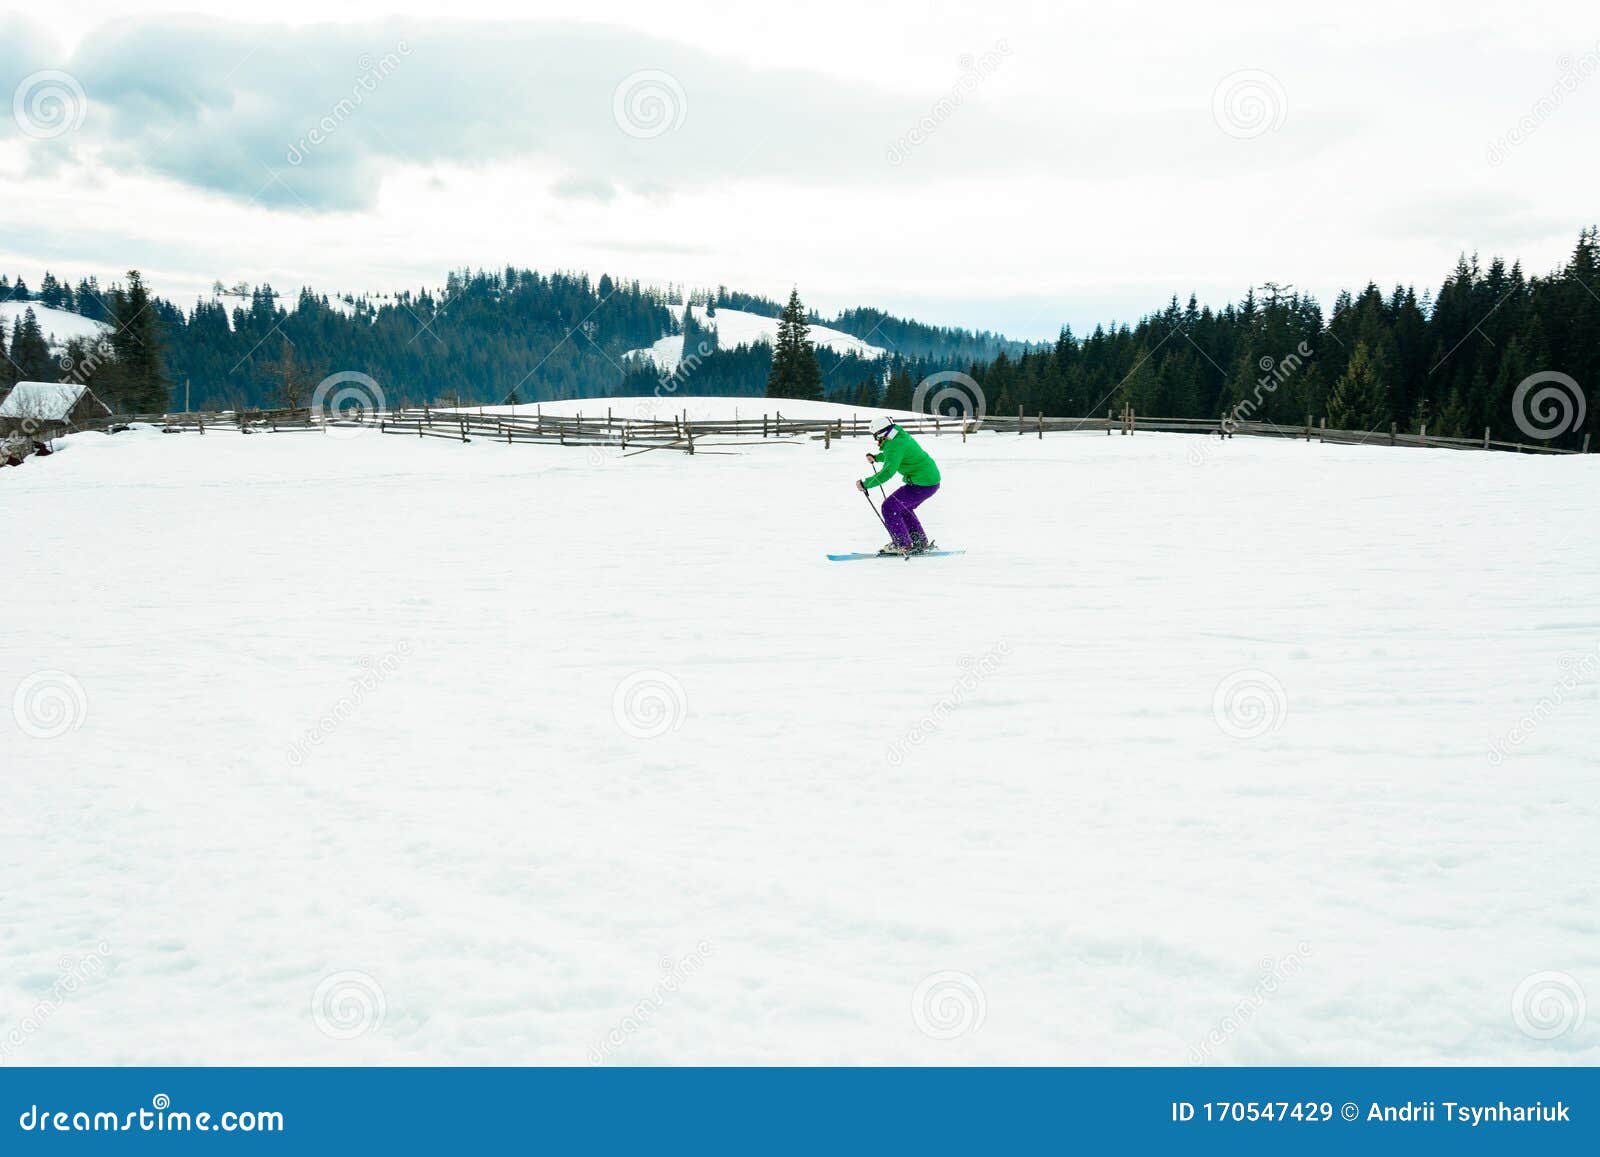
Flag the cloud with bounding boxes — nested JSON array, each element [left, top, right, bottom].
[[5, 17, 1045, 212]]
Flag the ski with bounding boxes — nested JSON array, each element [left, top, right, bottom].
[[826, 550, 966, 561]]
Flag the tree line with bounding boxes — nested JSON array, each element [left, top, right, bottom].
[[5, 232, 1595, 449], [931, 229, 1600, 449]]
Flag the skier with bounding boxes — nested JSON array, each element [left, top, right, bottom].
[[856, 417, 942, 555]]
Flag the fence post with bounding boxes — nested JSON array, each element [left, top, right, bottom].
[[962, 420, 968, 443], [1305, 413, 1312, 442], [537, 406, 543, 436], [1420, 421, 1427, 440], [762, 414, 768, 438], [1037, 411, 1043, 439], [1483, 426, 1491, 450], [824, 425, 831, 449], [1585, 433, 1593, 453], [1107, 408, 1114, 434], [686, 423, 695, 456], [1390, 421, 1397, 446], [198, 413, 205, 436]]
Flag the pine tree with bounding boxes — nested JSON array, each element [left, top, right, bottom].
[[10, 309, 56, 382], [765, 288, 822, 399], [1326, 340, 1389, 430], [108, 270, 172, 413]]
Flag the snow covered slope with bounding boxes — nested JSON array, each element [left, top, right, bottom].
[[2, 421, 1597, 1066], [0, 302, 110, 349], [626, 306, 887, 374]]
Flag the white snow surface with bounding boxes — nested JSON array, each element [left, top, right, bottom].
[[0, 302, 110, 349], [3, 407, 1597, 1066], [625, 306, 887, 374]]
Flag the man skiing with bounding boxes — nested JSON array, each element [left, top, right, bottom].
[[856, 417, 942, 555]]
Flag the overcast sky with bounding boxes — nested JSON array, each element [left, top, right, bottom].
[[2, 0, 1597, 339]]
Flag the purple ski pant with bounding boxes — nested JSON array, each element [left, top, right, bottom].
[[881, 483, 939, 547]]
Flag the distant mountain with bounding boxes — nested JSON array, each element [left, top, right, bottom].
[[5, 266, 1038, 411]]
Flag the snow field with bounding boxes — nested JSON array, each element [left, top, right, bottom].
[[1, 408, 1596, 1066]]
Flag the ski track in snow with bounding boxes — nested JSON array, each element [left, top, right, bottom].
[[2, 407, 1597, 1066]]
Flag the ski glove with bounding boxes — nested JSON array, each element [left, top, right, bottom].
[[854, 479, 866, 493]]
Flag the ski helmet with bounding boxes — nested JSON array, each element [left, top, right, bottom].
[[872, 417, 896, 440]]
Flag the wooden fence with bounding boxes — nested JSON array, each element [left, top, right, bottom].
[[81, 401, 1594, 457]]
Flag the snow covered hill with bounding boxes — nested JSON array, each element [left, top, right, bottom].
[[0, 301, 110, 349], [3, 416, 1597, 1067], [626, 306, 888, 374]]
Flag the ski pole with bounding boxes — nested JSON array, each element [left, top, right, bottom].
[[862, 488, 890, 536]]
